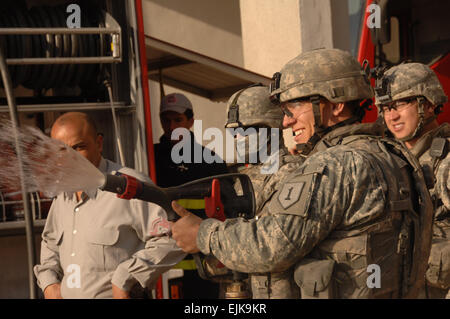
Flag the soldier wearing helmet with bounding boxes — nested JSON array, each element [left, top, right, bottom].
[[269, 48, 373, 155], [225, 85, 304, 215], [171, 48, 433, 299], [375, 62, 449, 299], [225, 85, 304, 298]]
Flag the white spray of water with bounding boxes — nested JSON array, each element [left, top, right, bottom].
[[0, 120, 106, 198]]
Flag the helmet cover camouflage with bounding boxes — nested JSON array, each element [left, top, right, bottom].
[[374, 62, 448, 107], [270, 48, 373, 104], [375, 63, 448, 141], [225, 86, 283, 129]]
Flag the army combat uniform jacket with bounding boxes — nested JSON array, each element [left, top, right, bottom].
[[197, 123, 433, 299], [410, 123, 450, 298], [237, 148, 305, 298], [237, 148, 304, 217]]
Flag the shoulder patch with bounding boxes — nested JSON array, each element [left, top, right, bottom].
[[269, 164, 325, 217], [278, 182, 305, 209]]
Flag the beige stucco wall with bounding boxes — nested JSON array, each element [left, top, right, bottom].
[[240, 0, 350, 77], [143, 0, 244, 67], [144, 0, 351, 152], [239, 0, 302, 77], [299, 0, 350, 52], [143, 0, 350, 87]]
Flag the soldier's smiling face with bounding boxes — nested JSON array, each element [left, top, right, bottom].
[[383, 98, 438, 147], [383, 99, 420, 141], [281, 99, 316, 145]]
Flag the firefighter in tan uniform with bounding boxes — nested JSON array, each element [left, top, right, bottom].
[[171, 48, 434, 298], [375, 62, 449, 298]]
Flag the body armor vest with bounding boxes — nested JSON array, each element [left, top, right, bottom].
[[411, 124, 450, 296], [415, 132, 449, 220], [294, 124, 433, 299], [240, 149, 304, 299]]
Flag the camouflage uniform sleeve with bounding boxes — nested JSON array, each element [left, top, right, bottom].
[[435, 156, 450, 215], [197, 147, 387, 273]]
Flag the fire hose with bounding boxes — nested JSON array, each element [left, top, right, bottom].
[[100, 172, 256, 298]]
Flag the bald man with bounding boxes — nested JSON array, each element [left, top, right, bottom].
[[34, 112, 185, 299]]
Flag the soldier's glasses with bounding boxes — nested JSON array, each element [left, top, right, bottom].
[[280, 98, 314, 117], [381, 98, 417, 114]]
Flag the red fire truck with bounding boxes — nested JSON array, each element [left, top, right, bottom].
[[356, 0, 450, 124]]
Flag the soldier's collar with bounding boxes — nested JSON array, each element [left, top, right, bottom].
[[321, 122, 384, 142], [410, 122, 450, 158]]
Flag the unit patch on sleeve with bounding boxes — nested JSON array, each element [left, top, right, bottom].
[[278, 182, 305, 209], [268, 163, 325, 218]]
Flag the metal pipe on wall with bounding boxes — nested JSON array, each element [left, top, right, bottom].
[[0, 45, 38, 299]]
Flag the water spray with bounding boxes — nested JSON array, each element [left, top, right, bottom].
[[0, 117, 256, 299], [0, 45, 38, 299]]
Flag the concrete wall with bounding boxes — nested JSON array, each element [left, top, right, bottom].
[[144, 0, 352, 155], [142, 0, 351, 83], [240, 0, 350, 77], [239, 0, 302, 77], [299, 0, 350, 52], [143, 0, 244, 67], [143, 0, 349, 78]]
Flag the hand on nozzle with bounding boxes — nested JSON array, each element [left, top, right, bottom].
[[170, 201, 202, 254]]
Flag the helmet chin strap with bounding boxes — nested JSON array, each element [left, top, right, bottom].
[[397, 97, 436, 142], [295, 96, 324, 155], [295, 96, 362, 155]]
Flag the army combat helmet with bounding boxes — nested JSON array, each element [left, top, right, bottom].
[[225, 85, 283, 164], [225, 84, 283, 129], [269, 48, 373, 154], [374, 62, 448, 141]]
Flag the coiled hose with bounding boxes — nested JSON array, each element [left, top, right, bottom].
[[0, 4, 108, 89]]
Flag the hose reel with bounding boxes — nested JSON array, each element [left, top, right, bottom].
[[0, 4, 122, 90]]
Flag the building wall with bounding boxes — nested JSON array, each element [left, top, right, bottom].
[[143, 0, 244, 67], [299, 0, 350, 53], [239, 0, 350, 77], [144, 0, 351, 154], [239, 0, 302, 77], [144, 0, 350, 78]]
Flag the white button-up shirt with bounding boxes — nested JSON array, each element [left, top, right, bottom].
[[34, 158, 186, 298]]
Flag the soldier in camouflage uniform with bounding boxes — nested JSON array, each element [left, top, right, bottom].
[[224, 85, 304, 298], [375, 62, 449, 299], [225, 85, 304, 217], [171, 48, 434, 299]]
